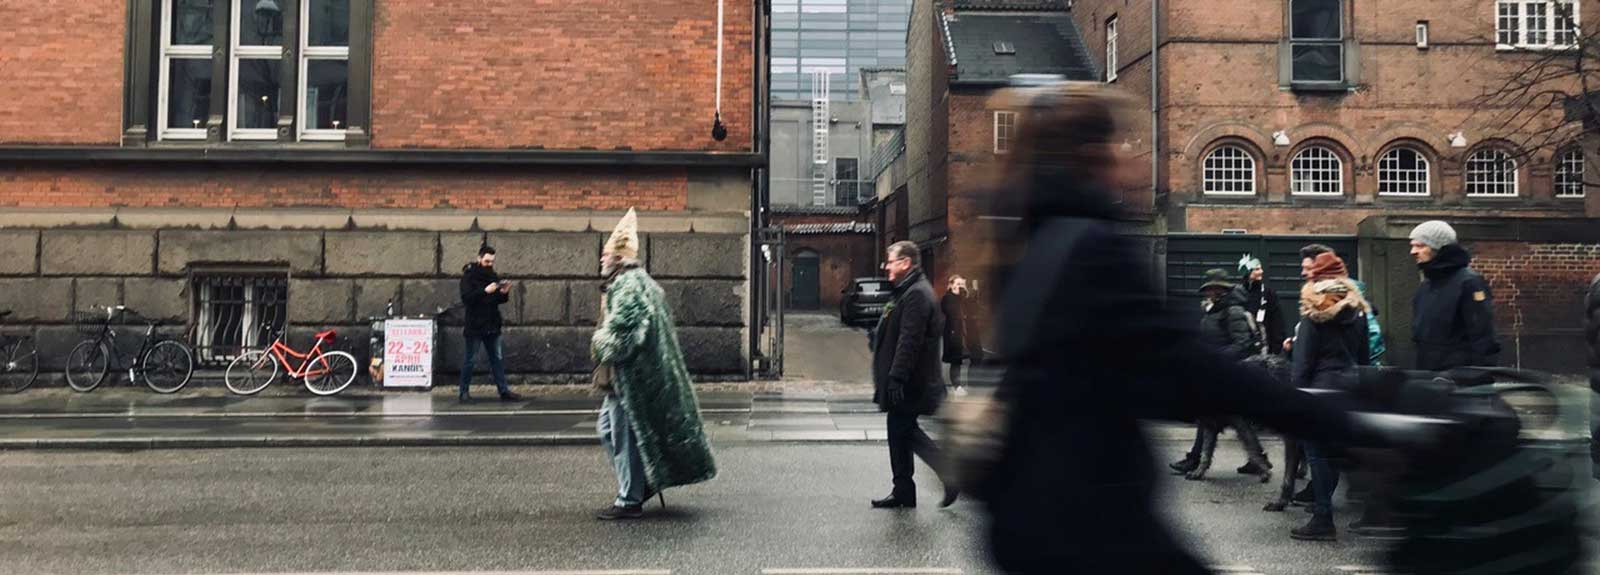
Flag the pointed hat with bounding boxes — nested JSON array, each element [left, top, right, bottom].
[[605, 208, 640, 259]]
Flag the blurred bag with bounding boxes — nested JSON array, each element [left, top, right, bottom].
[[939, 390, 1010, 499]]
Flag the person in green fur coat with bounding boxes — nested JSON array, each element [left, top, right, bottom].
[[591, 208, 717, 520]]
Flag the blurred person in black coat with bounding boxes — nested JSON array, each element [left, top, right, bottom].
[[971, 83, 1404, 574]]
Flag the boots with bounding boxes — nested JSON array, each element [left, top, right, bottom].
[[1169, 455, 1200, 474]]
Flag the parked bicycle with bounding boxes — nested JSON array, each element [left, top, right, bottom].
[[0, 310, 40, 393], [65, 306, 195, 394], [224, 327, 358, 396]]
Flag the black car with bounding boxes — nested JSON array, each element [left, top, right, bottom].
[[840, 277, 893, 325]]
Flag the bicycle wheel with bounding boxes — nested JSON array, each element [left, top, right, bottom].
[[225, 349, 280, 396], [141, 340, 194, 394], [304, 350, 358, 396], [0, 337, 39, 393], [65, 340, 110, 392]]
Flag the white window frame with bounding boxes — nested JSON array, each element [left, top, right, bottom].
[[993, 111, 1017, 154], [1496, 0, 1580, 50], [298, 0, 350, 142], [1556, 147, 1586, 198], [1202, 145, 1257, 196], [1105, 16, 1118, 82], [1465, 149, 1520, 197], [228, 0, 283, 141], [1290, 146, 1345, 196], [1377, 147, 1431, 197], [158, 0, 212, 141]]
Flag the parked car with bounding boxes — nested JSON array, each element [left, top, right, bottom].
[[840, 277, 893, 325]]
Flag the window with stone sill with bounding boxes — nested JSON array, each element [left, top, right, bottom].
[[1289, 0, 1344, 85], [130, 0, 369, 145], [1378, 147, 1431, 197], [1202, 145, 1257, 196], [1290, 145, 1344, 196]]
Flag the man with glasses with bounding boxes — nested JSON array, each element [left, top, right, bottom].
[[870, 241, 957, 509]]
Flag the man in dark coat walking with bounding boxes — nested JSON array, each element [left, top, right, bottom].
[[870, 240, 955, 509], [1170, 270, 1273, 481], [458, 245, 521, 403], [1409, 221, 1500, 370]]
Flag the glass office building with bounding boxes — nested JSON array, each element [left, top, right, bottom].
[[771, 0, 911, 101]]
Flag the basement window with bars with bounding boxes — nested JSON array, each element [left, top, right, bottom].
[[1496, 0, 1580, 50], [193, 273, 288, 363]]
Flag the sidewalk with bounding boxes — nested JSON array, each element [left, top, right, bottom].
[[0, 378, 1580, 450]]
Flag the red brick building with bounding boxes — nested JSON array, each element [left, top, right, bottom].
[[0, 0, 765, 378], [770, 206, 878, 315]]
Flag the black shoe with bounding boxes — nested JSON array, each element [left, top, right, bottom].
[[1290, 516, 1338, 541], [596, 505, 644, 520], [1169, 457, 1199, 473], [871, 495, 916, 509], [498, 391, 524, 402], [1237, 462, 1272, 475], [939, 486, 960, 508], [1291, 486, 1315, 505]]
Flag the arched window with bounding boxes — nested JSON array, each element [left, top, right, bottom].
[[1202, 145, 1256, 195], [1377, 147, 1430, 196], [1556, 147, 1585, 198], [1290, 145, 1343, 195], [1466, 148, 1518, 197]]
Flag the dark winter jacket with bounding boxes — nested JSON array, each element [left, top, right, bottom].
[[941, 292, 969, 364], [1411, 245, 1500, 370], [1198, 286, 1258, 361], [872, 269, 946, 416], [983, 212, 1369, 573], [1244, 279, 1286, 356], [1291, 277, 1372, 390], [459, 263, 509, 336]]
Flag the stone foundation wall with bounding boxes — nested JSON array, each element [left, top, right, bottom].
[[0, 209, 750, 384]]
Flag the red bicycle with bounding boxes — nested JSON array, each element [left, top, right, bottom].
[[223, 328, 359, 396]]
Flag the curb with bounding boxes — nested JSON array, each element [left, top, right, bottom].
[[0, 434, 603, 450]]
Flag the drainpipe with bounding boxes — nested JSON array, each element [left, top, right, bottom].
[[1151, 0, 1160, 219]]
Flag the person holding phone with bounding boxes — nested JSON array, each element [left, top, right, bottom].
[[459, 244, 521, 403]]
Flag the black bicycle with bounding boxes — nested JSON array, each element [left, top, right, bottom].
[[65, 305, 195, 394], [0, 310, 40, 393]]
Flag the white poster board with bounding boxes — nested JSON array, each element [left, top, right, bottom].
[[383, 319, 435, 388]]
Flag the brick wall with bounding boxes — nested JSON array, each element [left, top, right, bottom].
[[1470, 242, 1600, 370], [784, 233, 879, 312], [0, 165, 688, 211], [1186, 206, 1574, 235], [0, 0, 123, 144], [905, 0, 950, 245], [372, 0, 754, 151]]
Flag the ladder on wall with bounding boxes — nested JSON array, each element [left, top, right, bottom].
[[810, 70, 830, 206]]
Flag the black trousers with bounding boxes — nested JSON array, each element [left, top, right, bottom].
[[887, 410, 944, 498]]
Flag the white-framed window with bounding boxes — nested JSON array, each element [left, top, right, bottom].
[[1290, 0, 1344, 84], [1497, 0, 1580, 50], [1202, 145, 1257, 196], [299, 0, 351, 141], [158, 0, 351, 142], [1290, 146, 1344, 195], [994, 111, 1017, 154], [159, 0, 215, 140], [1556, 147, 1586, 198], [1466, 149, 1519, 196], [1377, 147, 1431, 196], [194, 274, 288, 364], [1105, 16, 1118, 82]]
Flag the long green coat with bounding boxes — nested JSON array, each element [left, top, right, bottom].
[[591, 268, 717, 490]]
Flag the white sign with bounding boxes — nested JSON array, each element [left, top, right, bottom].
[[383, 319, 435, 388]]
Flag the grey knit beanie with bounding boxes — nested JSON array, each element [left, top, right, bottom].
[[1409, 220, 1458, 250]]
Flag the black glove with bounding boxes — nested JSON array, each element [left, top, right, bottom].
[[887, 383, 906, 406]]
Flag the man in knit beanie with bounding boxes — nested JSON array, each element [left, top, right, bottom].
[[1408, 220, 1500, 370]]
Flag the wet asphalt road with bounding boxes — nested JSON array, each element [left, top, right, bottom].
[[0, 441, 1505, 575]]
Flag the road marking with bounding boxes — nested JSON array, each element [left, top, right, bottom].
[[761, 569, 961, 575]]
